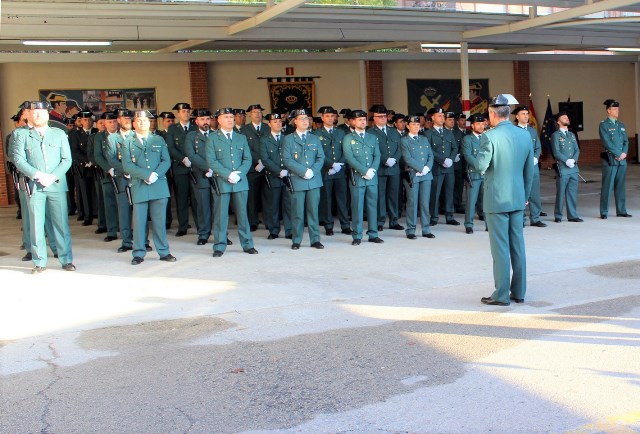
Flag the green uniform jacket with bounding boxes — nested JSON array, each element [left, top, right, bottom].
[[461, 133, 485, 181], [524, 127, 541, 159], [12, 126, 72, 193], [282, 132, 325, 191], [260, 133, 287, 188], [93, 131, 110, 173], [599, 118, 629, 166], [400, 134, 434, 182], [166, 122, 198, 175], [476, 120, 534, 213], [312, 127, 347, 179], [106, 130, 135, 176], [342, 131, 381, 187], [205, 130, 251, 194], [121, 134, 171, 204], [240, 122, 271, 172], [185, 130, 211, 189], [425, 127, 458, 176], [551, 130, 580, 176], [367, 126, 401, 176]]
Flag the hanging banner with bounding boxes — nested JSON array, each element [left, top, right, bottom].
[[268, 80, 314, 114], [406, 79, 489, 116]]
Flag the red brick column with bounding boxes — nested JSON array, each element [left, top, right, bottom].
[[365, 61, 384, 109], [189, 62, 210, 109], [513, 61, 530, 107], [0, 130, 11, 206]]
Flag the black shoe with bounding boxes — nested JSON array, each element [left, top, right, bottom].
[[465, 227, 474, 234], [285, 234, 293, 240], [422, 233, 436, 238], [213, 251, 223, 258], [341, 228, 353, 235], [478, 215, 485, 221], [389, 224, 404, 230], [325, 229, 334, 236], [455, 208, 465, 214], [54, 254, 58, 258], [568, 218, 584, 222], [160, 254, 177, 262], [311, 242, 324, 249], [166, 224, 172, 230], [554, 218, 561, 223], [530, 221, 547, 227], [62, 263, 76, 271], [267, 234, 279, 240], [68, 209, 77, 216], [95, 227, 107, 234], [22, 252, 33, 261], [430, 220, 438, 226], [131, 257, 144, 265], [540, 212, 548, 217], [176, 230, 187, 237], [118, 246, 132, 253], [16, 212, 22, 220], [244, 248, 259, 254], [250, 225, 258, 232], [352, 239, 361, 246], [82, 221, 92, 226], [368, 237, 384, 244], [77, 215, 84, 221], [145, 244, 152, 252], [407, 234, 417, 240], [481, 297, 510, 306], [510, 296, 525, 303], [446, 219, 460, 226], [31, 266, 46, 274], [617, 213, 632, 217], [227, 238, 233, 245], [291, 244, 300, 250], [104, 236, 117, 242], [197, 238, 207, 245], [601, 215, 607, 219], [377, 225, 384, 231]]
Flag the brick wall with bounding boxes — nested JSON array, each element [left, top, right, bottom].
[[0, 129, 11, 206], [365, 61, 384, 109], [512, 61, 530, 106], [189, 62, 209, 109]]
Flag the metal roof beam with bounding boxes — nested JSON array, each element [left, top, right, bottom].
[[228, 0, 307, 36], [336, 42, 408, 52], [155, 40, 211, 53]]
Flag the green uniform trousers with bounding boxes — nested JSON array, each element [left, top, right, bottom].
[[349, 184, 379, 240], [195, 187, 212, 240], [213, 190, 254, 253], [290, 188, 321, 245], [174, 173, 198, 233], [554, 173, 579, 220], [267, 186, 292, 237], [377, 174, 401, 228], [19, 187, 58, 255], [100, 180, 119, 237], [430, 172, 455, 224], [600, 163, 627, 216], [319, 177, 350, 231], [26, 190, 72, 268], [404, 179, 432, 236], [116, 177, 133, 248], [464, 179, 484, 229], [526, 169, 542, 223], [132, 197, 169, 259]]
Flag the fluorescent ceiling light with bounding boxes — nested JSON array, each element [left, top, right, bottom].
[[22, 40, 112, 46], [421, 43, 461, 49], [606, 47, 640, 52]]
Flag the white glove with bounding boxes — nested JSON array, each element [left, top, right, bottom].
[[443, 158, 453, 168], [364, 168, 376, 180], [386, 157, 397, 167], [533, 157, 538, 166], [228, 171, 241, 184], [422, 166, 430, 175], [328, 169, 336, 175], [304, 168, 314, 179], [147, 172, 158, 184], [415, 171, 424, 177], [205, 169, 213, 178], [332, 162, 343, 172], [454, 154, 461, 163], [279, 169, 289, 178], [255, 160, 265, 172], [566, 159, 575, 168], [36, 172, 56, 187], [85, 162, 93, 168], [108, 168, 115, 177], [182, 157, 192, 168], [124, 174, 131, 179]]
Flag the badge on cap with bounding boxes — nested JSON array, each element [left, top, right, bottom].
[[603, 99, 619, 108], [215, 107, 234, 117], [27, 101, 51, 110], [172, 102, 191, 111], [247, 104, 265, 112]]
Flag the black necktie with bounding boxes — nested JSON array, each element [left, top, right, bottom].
[[183, 125, 188, 132], [256, 125, 260, 133], [301, 133, 306, 142], [141, 137, 147, 147], [276, 134, 280, 141], [204, 131, 208, 138], [226, 133, 232, 141], [359, 133, 364, 139]]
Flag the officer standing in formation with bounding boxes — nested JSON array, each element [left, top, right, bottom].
[[157, 111, 176, 229], [551, 112, 583, 223], [599, 99, 632, 219], [451, 112, 467, 214], [93, 111, 120, 242], [282, 109, 325, 250], [69, 110, 97, 226], [12, 101, 76, 273], [342, 110, 384, 245], [121, 111, 176, 265], [206, 108, 258, 257], [461, 114, 486, 234], [400, 115, 435, 240]]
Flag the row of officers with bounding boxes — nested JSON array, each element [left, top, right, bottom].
[[6, 98, 631, 272]]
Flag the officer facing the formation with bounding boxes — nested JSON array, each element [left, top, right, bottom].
[[426, 108, 460, 226], [282, 109, 325, 250], [185, 109, 215, 245], [342, 110, 384, 245], [461, 114, 486, 234], [260, 113, 292, 240], [599, 99, 632, 219], [205, 108, 258, 257], [241, 104, 271, 231], [121, 111, 176, 265], [512, 106, 546, 227], [476, 94, 534, 306], [400, 115, 435, 240], [12, 101, 75, 273], [93, 111, 120, 242], [313, 106, 350, 236], [368, 104, 404, 232], [166, 102, 198, 237], [551, 112, 583, 223]]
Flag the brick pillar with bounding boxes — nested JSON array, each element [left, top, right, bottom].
[[513, 61, 530, 106], [365, 61, 384, 109], [0, 129, 11, 206], [189, 62, 210, 109]]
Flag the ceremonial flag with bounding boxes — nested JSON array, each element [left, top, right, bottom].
[[540, 98, 554, 153], [528, 96, 539, 133]]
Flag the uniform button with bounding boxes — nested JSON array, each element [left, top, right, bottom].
[[147, 166, 150, 169]]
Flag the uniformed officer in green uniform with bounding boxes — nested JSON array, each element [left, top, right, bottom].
[[185, 108, 214, 245], [260, 112, 292, 239], [69, 110, 98, 227], [121, 110, 176, 265], [452, 113, 467, 214], [12, 101, 75, 273], [312, 106, 351, 236], [368, 105, 404, 232], [93, 111, 120, 242], [165, 102, 198, 237], [241, 104, 271, 232], [599, 99, 632, 219], [476, 94, 534, 306], [342, 110, 384, 245], [512, 106, 546, 227], [551, 112, 583, 223], [157, 111, 176, 229], [89, 116, 108, 234], [392, 113, 407, 137], [461, 114, 486, 234], [400, 115, 435, 239], [233, 109, 246, 134], [205, 108, 258, 257], [281, 109, 325, 250], [337, 109, 352, 134]]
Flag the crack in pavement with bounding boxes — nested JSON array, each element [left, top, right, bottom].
[[35, 343, 61, 434]]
